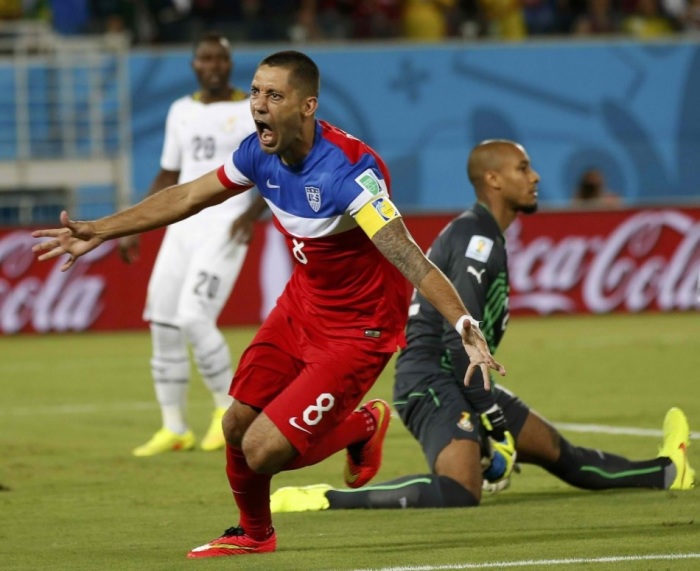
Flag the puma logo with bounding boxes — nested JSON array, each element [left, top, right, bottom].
[[467, 266, 485, 284]]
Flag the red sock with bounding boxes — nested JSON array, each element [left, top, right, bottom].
[[225, 445, 273, 541], [285, 408, 375, 470]]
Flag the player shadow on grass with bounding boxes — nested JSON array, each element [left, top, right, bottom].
[[478, 487, 656, 507]]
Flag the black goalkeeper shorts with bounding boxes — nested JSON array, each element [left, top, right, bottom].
[[393, 370, 530, 472]]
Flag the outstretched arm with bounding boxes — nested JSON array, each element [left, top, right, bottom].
[[118, 168, 180, 264], [33, 169, 250, 271], [371, 217, 505, 383]]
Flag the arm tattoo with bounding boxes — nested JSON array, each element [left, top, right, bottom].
[[372, 219, 433, 287]]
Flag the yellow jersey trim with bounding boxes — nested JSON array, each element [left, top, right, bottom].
[[192, 88, 247, 102], [355, 196, 401, 239]]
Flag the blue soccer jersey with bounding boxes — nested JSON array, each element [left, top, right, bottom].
[[217, 120, 409, 351]]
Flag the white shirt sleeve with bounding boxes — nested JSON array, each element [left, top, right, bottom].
[[219, 149, 255, 189]]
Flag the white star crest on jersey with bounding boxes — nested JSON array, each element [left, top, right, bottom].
[[306, 186, 321, 212], [224, 116, 237, 131]]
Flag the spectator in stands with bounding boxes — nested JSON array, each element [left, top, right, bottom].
[[0, 0, 23, 20], [571, 0, 620, 35], [571, 168, 622, 209], [402, 0, 457, 41], [300, 0, 354, 40], [242, 0, 303, 42], [660, 0, 689, 30], [522, 0, 561, 35], [684, 0, 700, 31], [89, 0, 135, 39], [353, 0, 402, 38], [187, 0, 248, 42], [622, 0, 676, 37], [51, 0, 91, 34], [477, 0, 527, 39], [91, 0, 190, 44]]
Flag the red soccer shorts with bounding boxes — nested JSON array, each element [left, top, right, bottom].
[[230, 305, 394, 455]]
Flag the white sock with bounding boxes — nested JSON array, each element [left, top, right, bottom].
[[184, 321, 234, 411], [150, 323, 190, 434]]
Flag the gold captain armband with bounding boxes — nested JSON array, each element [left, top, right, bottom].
[[355, 196, 401, 239]]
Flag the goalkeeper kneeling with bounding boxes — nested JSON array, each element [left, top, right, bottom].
[[270, 397, 521, 513]]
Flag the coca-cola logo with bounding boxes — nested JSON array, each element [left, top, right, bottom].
[[507, 210, 700, 314], [0, 231, 115, 333]]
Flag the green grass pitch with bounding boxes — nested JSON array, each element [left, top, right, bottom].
[[1, 312, 699, 570]]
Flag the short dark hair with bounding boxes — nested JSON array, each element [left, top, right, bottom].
[[258, 50, 320, 97], [193, 31, 230, 54]]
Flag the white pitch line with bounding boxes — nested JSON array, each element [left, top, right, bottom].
[[556, 422, 700, 440], [0, 401, 158, 416], [0, 404, 699, 441], [353, 553, 700, 571]]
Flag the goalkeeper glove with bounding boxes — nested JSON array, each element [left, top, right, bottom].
[[480, 405, 517, 482], [483, 431, 517, 482]]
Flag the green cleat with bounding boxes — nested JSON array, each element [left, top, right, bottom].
[[132, 427, 196, 457], [270, 484, 333, 513], [201, 407, 227, 452], [658, 407, 695, 490]]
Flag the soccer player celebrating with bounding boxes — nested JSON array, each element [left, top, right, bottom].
[[270, 139, 696, 513], [119, 32, 267, 457], [32, 51, 505, 557]]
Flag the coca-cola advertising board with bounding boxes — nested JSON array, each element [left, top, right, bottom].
[[2, 207, 699, 334]]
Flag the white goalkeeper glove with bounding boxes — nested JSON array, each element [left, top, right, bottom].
[[482, 476, 511, 494]]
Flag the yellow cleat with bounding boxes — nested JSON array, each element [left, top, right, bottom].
[[132, 428, 195, 457], [658, 407, 695, 490], [270, 484, 333, 513], [200, 408, 227, 452]]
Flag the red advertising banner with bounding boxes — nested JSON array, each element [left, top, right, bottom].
[[504, 207, 700, 315], [2, 207, 699, 334], [0, 222, 292, 334]]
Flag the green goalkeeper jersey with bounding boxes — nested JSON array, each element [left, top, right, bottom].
[[395, 202, 509, 387]]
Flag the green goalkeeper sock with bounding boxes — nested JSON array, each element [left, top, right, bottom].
[[326, 474, 478, 509]]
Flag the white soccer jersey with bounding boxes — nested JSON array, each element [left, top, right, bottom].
[[143, 91, 257, 325], [161, 92, 256, 224]]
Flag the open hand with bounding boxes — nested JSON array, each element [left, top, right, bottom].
[[32, 211, 103, 271], [460, 319, 505, 388], [118, 234, 141, 264], [229, 214, 255, 244]]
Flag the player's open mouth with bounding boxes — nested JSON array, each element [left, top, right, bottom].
[[255, 120, 274, 145]]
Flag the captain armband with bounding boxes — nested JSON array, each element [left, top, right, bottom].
[[354, 196, 402, 239]]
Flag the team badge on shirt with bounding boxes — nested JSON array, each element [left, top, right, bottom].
[[223, 116, 238, 132], [457, 412, 474, 432], [306, 186, 321, 212], [355, 169, 383, 196], [372, 197, 398, 221], [465, 235, 494, 263]]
